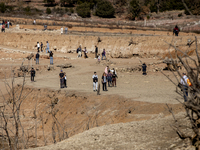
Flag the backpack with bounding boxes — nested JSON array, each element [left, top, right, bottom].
[[187, 78, 192, 86]]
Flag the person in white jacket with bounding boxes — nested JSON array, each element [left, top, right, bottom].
[[37, 42, 40, 52], [180, 73, 189, 102], [92, 72, 98, 91]]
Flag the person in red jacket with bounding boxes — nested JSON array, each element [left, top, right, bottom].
[[173, 25, 180, 36]]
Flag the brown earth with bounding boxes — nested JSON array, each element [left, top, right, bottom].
[[0, 23, 199, 149]]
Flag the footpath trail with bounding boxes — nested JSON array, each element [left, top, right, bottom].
[[0, 45, 180, 104]]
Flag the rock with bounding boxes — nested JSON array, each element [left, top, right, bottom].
[[53, 46, 57, 51], [56, 63, 73, 68], [47, 65, 54, 71]]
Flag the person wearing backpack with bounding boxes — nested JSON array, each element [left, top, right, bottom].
[[180, 73, 191, 102], [92, 72, 98, 91]]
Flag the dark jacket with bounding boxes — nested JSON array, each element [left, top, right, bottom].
[[36, 53, 40, 58], [142, 64, 147, 72], [95, 47, 98, 53], [49, 52, 53, 57], [31, 69, 35, 76]]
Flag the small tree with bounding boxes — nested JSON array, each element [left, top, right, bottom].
[[0, 2, 6, 13], [76, 2, 91, 18], [95, 0, 115, 18], [46, 7, 51, 14], [129, 0, 140, 20]]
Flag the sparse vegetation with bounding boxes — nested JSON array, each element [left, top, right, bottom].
[[0, 2, 6, 13], [76, 2, 91, 18], [129, 0, 141, 20], [95, 0, 115, 18], [46, 7, 51, 14]]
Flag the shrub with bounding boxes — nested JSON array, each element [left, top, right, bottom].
[[65, 7, 69, 12], [46, 7, 51, 14], [129, 0, 140, 20], [147, 15, 150, 19], [0, 2, 6, 13], [76, 2, 91, 18], [96, 0, 115, 18]]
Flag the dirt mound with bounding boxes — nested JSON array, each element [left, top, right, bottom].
[[30, 112, 192, 150], [0, 85, 184, 149]]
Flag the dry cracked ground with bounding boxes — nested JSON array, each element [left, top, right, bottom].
[[0, 22, 199, 150]]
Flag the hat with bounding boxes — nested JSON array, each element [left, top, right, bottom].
[[94, 72, 96, 73], [61, 70, 63, 72]]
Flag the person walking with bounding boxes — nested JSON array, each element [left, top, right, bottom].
[[59, 70, 65, 88], [102, 72, 108, 91], [35, 52, 40, 64], [180, 73, 189, 102], [104, 66, 109, 75], [41, 42, 43, 52], [7, 20, 9, 29], [92, 72, 98, 91], [64, 72, 67, 88], [1, 24, 5, 32], [31, 68, 35, 82], [77, 46, 82, 58], [46, 41, 50, 53], [142, 63, 147, 75], [37, 42, 40, 52], [49, 51, 53, 65], [101, 49, 106, 60], [173, 25, 180, 36], [107, 70, 112, 87], [65, 26, 68, 34], [112, 71, 118, 87], [83, 47, 88, 58], [61, 27, 63, 34], [95, 46, 98, 59], [97, 54, 101, 63]]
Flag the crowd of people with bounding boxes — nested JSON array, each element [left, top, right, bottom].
[[92, 66, 118, 92], [35, 41, 53, 65], [1, 20, 12, 32], [76, 45, 107, 61]]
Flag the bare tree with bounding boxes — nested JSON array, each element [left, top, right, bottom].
[[162, 36, 200, 149], [0, 70, 33, 149]]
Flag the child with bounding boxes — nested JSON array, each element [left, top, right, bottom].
[[98, 54, 101, 63]]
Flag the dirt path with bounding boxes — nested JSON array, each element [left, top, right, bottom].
[[0, 45, 180, 104]]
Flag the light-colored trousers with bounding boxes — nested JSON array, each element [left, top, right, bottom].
[[93, 82, 98, 90], [78, 51, 82, 57]]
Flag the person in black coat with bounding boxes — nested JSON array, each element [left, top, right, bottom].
[[36, 52, 40, 64], [142, 63, 147, 75], [31, 68, 35, 81], [95, 46, 98, 59]]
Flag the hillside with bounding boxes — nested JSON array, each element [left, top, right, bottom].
[[0, 0, 200, 21]]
